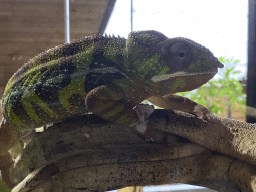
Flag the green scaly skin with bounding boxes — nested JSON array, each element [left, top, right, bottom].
[[0, 30, 223, 188]]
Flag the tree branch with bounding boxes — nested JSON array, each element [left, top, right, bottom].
[[9, 110, 256, 192]]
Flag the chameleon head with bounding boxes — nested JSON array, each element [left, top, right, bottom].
[[125, 31, 223, 94], [151, 35, 224, 94]]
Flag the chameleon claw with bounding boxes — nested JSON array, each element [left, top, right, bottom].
[[193, 104, 217, 123], [133, 104, 155, 120], [131, 104, 156, 141], [20, 130, 36, 144]]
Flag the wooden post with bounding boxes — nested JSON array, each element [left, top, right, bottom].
[[247, 0, 256, 123]]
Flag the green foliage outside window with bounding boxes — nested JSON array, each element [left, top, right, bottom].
[[178, 56, 246, 116]]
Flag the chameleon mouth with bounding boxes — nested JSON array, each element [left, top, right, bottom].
[[151, 69, 218, 83]]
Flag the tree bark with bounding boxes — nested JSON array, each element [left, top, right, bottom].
[[8, 109, 256, 192]]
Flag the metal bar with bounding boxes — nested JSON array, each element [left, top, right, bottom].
[[131, 0, 133, 32], [247, 0, 256, 123], [64, 0, 70, 43]]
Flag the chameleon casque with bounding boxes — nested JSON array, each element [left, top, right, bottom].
[[0, 30, 223, 187]]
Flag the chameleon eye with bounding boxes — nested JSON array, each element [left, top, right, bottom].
[[161, 41, 194, 72], [179, 51, 185, 58]]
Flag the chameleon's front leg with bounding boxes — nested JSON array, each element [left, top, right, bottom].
[[85, 85, 140, 124], [85, 85, 155, 135], [0, 117, 19, 188], [148, 94, 214, 121]]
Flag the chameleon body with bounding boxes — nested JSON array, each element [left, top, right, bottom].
[[0, 30, 223, 187]]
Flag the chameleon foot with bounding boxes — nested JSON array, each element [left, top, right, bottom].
[[20, 129, 36, 144], [193, 104, 217, 123], [131, 104, 156, 141]]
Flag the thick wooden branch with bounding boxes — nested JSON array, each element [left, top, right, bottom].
[[149, 109, 256, 165], [9, 110, 256, 192]]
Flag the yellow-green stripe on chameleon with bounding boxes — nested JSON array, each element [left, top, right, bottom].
[[73, 45, 94, 69], [90, 102, 114, 113], [3, 78, 15, 98], [22, 65, 42, 87], [113, 78, 135, 91], [7, 105, 27, 129], [102, 105, 124, 119], [58, 77, 87, 114], [46, 58, 61, 72], [21, 89, 58, 122]]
